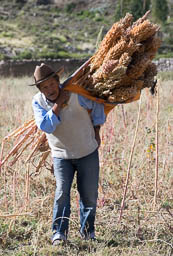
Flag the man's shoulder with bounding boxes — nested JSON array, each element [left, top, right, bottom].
[[33, 91, 41, 99], [33, 92, 44, 103]]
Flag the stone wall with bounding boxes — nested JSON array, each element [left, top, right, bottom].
[[0, 58, 87, 77], [0, 58, 173, 78], [153, 58, 173, 72]]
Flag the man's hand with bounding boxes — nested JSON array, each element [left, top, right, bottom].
[[94, 126, 101, 148], [56, 89, 70, 107], [52, 89, 70, 116]]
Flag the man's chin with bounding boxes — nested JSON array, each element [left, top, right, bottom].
[[47, 96, 58, 103]]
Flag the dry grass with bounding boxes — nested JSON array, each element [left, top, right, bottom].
[[0, 74, 173, 256]]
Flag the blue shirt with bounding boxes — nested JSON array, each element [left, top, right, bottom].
[[32, 93, 106, 134]]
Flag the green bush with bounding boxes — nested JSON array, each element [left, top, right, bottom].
[[36, 50, 59, 59], [57, 50, 71, 58], [0, 53, 5, 60], [17, 50, 33, 60], [56, 34, 67, 43], [76, 9, 104, 22], [1, 31, 14, 38], [93, 13, 104, 22], [65, 3, 76, 13], [155, 52, 173, 59]]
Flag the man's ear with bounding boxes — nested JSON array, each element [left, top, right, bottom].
[[36, 84, 41, 90]]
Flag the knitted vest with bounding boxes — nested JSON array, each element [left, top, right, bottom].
[[34, 92, 98, 159]]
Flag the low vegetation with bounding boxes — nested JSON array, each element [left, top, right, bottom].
[[0, 0, 173, 61], [0, 0, 113, 61], [0, 72, 173, 255]]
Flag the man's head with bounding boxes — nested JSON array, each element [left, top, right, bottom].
[[38, 76, 60, 102], [29, 63, 63, 101]]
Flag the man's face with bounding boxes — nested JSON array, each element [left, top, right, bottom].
[[39, 77, 60, 101]]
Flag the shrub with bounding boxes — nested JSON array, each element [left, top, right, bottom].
[[17, 50, 33, 60], [0, 53, 5, 60], [1, 31, 14, 38], [76, 9, 104, 22], [65, 3, 76, 13]]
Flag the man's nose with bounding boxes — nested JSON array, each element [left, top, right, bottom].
[[47, 87, 53, 93]]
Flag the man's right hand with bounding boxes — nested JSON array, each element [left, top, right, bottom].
[[56, 89, 70, 107], [52, 89, 70, 116]]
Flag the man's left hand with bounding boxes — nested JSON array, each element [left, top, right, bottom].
[[94, 126, 101, 148]]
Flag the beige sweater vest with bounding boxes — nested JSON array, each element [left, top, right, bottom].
[[34, 92, 98, 159]]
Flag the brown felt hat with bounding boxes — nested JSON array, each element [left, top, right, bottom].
[[28, 63, 64, 86]]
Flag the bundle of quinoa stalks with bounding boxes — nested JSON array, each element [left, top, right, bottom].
[[0, 12, 161, 173], [76, 11, 160, 103], [0, 119, 51, 175]]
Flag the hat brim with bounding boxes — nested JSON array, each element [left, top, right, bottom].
[[28, 66, 64, 86]]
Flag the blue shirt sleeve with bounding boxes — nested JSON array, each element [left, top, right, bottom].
[[32, 99, 61, 134], [78, 95, 106, 126]]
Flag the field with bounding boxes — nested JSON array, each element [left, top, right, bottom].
[[0, 73, 173, 256]]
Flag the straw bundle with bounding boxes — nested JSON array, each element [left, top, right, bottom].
[[76, 11, 160, 103], [0, 120, 51, 174]]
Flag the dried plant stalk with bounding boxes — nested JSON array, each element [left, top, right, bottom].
[[1, 126, 36, 166], [132, 10, 151, 26], [35, 151, 50, 173], [77, 12, 160, 103], [0, 140, 5, 170], [127, 55, 151, 79], [90, 13, 133, 71], [25, 132, 47, 163], [13, 171, 16, 211], [119, 52, 132, 67], [0, 213, 33, 218], [108, 82, 142, 103], [143, 63, 157, 88], [118, 96, 142, 222], [4, 119, 35, 141], [129, 20, 159, 43], [1, 121, 51, 174], [9, 137, 35, 166], [25, 164, 30, 211], [154, 84, 160, 208]]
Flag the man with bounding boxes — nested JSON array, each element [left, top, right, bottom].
[[30, 63, 106, 245]]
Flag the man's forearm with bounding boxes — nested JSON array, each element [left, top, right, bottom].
[[52, 103, 62, 117], [52, 89, 70, 117]]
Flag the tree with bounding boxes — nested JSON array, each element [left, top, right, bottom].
[[130, 0, 151, 20], [115, 0, 151, 21], [152, 0, 169, 24], [115, 0, 130, 21]]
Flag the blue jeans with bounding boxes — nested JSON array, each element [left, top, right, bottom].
[[52, 149, 99, 240]]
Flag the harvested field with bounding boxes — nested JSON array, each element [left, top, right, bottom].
[[0, 72, 173, 255]]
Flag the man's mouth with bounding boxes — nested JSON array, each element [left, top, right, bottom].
[[48, 92, 56, 98], [47, 92, 58, 103]]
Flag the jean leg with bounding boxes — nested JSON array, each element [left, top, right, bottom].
[[76, 149, 99, 237], [52, 157, 75, 239]]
